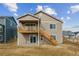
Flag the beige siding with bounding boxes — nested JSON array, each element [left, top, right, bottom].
[[18, 32, 52, 46], [39, 36, 51, 45], [35, 12, 63, 44], [18, 33, 39, 46], [18, 33, 28, 46]]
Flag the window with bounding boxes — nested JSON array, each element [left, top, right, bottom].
[[50, 24, 56, 29], [51, 35, 56, 40], [0, 35, 3, 41], [30, 35, 37, 43], [0, 28, 3, 32], [0, 26, 3, 34]]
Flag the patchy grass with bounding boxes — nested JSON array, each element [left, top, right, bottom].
[[0, 39, 79, 56]]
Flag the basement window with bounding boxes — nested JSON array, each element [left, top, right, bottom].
[[51, 35, 56, 40]]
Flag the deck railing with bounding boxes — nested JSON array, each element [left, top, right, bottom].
[[18, 26, 38, 33]]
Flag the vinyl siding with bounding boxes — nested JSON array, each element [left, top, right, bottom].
[[0, 17, 17, 43], [35, 12, 63, 43], [6, 17, 17, 42], [18, 33, 38, 46]]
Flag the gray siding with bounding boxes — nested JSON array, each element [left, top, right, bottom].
[[0, 18, 5, 25], [0, 18, 5, 42], [6, 17, 17, 42], [0, 25, 4, 41], [0, 16, 17, 43]]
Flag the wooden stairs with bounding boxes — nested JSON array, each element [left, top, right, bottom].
[[39, 28, 58, 46]]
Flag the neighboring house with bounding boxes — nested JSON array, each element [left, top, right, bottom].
[[0, 16, 17, 43], [63, 31, 75, 39], [74, 32, 79, 38], [0, 24, 4, 42], [77, 33, 79, 37], [18, 11, 63, 46]]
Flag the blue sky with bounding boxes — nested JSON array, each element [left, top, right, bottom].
[[0, 3, 79, 32]]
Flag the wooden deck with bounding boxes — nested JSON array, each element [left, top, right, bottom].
[[18, 28, 38, 34]]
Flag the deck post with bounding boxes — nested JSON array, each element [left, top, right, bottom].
[[37, 19, 39, 45], [17, 21, 19, 46], [17, 31, 19, 46]]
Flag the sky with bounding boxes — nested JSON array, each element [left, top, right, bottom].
[[0, 3, 79, 32]]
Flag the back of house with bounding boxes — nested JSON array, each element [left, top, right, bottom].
[[18, 11, 63, 46]]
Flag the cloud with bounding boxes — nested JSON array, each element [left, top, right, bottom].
[[36, 5, 43, 12], [60, 17, 64, 20], [36, 5, 57, 15], [60, 16, 71, 23], [30, 9, 33, 11], [67, 10, 71, 14], [60, 16, 71, 20], [70, 5, 79, 14], [66, 16, 71, 20], [64, 27, 79, 32], [44, 7, 57, 15], [3, 3, 18, 17], [72, 25, 79, 28], [14, 13, 18, 17], [63, 25, 79, 32]]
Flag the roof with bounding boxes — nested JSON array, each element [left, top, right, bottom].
[[34, 11, 63, 23], [17, 14, 40, 20], [0, 16, 14, 18]]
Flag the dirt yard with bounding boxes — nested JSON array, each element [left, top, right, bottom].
[[0, 39, 79, 56]]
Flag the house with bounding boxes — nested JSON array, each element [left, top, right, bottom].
[[0, 16, 17, 43], [0, 24, 4, 42], [63, 31, 75, 39], [17, 11, 63, 46]]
